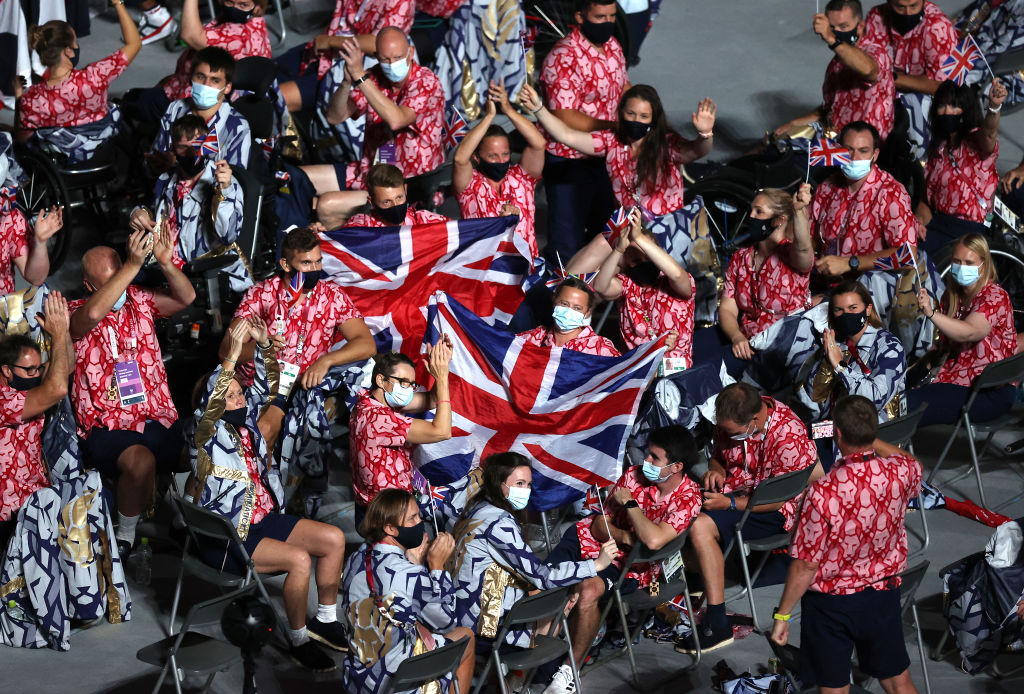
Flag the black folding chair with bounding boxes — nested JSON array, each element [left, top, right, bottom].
[[471, 587, 579, 694], [926, 353, 1024, 508], [722, 466, 816, 631], [877, 405, 930, 555], [383, 635, 470, 694]]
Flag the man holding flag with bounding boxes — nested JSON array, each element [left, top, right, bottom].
[[344, 164, 450, 227]]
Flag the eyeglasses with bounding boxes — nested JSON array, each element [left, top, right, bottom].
[[12, 364, 42, 376], [388, 376, 415, 389]]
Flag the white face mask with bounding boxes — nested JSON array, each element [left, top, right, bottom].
[[191, 81, 223, 110], [112, 290, 128, 312]]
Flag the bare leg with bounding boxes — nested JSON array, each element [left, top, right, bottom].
[[879, 669, 919, 694], [251, 538, 312, 629], [279, 80, 304, 113], [117, 445, 156, 517], [443, 626, 476, 694], [300, 164, 346, 195], [819, 686, 850, 694], [279, 519, 346, 605], [317, 190, 369, 230], [568, 577, 606, 664], [689, 513, 725, 605]]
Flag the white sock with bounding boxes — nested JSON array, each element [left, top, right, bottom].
[[316, 603, 337, 623], [289, 626, 309, 646], [116, 513, 139, 544]]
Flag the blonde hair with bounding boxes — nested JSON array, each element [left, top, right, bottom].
[[29, 21, 75, 69], [752, 188, 796, 240], [946, 233, 998, 317]]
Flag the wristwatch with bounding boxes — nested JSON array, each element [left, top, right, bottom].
[[623, 499, 639, 510], [829, 38, 843, 50], [848, 255, 860, 271], [352, 74, 370, 88], [728, 495, 737, 511]]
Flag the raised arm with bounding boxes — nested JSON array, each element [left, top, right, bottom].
[[179, 0, 207, 50], [971, 78, 1005, 160], [495, 82, 545, 179], [592, 228, 627, 300], [114, 0, 142, 64], [677, 97, 716, 164], [813, 14, 878, 81], [150, 219, 197, 317], [70, 230, 150, 339], [788, 183, 816, 273], [14, 206, 62, 286], [406, 336, 453, 445], [518, 83, 597, 156], [631, 224, 692, 298], [22, 292, 72, 420], [452, 92, 498, 193]]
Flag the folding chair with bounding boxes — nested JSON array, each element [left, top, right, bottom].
[[877, 405, 930, 555], [137, 582, 257, 694], [722, 466, 816, 632], [897, 561, 932, 694], [584, 532, 701, 688], [167, 492, 288, 642], [765, 636, 873, 694], [383, 635, 470, 694], [926, 352, 1024, 508], [471, 587, 579, 694]]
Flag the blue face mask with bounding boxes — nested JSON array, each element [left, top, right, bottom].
[[552, 305, 590, 332], [642, 460, 672, 483], [506, 485, 531, 511], [380, 57, 409, 83], [384, 380, 415, 409], [112, 290, 128, 312], [191, 81, 223, 110], [951, 263, 981, 287], [839, 158, 872, 181]]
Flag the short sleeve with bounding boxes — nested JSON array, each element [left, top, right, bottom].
[[331, 288, 363, 340], [2, 209, 30, 264], [511, 163, 539, 186], [83, 50, 130, 88], [0, 388, 26, 427], [234, 283, 267, 321], [590, 130, 616, 157]]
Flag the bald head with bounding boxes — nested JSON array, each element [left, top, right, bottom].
[[82, 246, 121, 289], [376, 26, 410, 63]]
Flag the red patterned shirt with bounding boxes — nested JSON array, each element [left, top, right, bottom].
[[863, 1, 958, 80], [591, 130, 687, 216], [576, 466, 702, 587], [350, 389, 414, 507], [456, 165, 540, 259], [712, 397, 817, 530], [416, 0, 465, 18], [723, 242, 811, 339], [809, 166, 916, 257], [311, 0, 415, 79], [822, 36, 895, 139], [233, 275, 362, 381], [0, 210, 30, 295], [790, 450, 921, 595], [617, 273, 695, 366], [346, 62, 445, 188], [934, 282, 1017, 387], [344, 208, 448, 228], [18, 51, 129, 129], [518, 325, 620, 357], [238, 427, 274, 524], [68, 286, 178, 436], [925, 137, 999, 223], [162, 18, 272, 101], [540, 26, 628, 160], [0, 385, 47, 521]]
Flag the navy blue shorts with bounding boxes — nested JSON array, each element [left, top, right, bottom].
[[545, 524, 639, 596], [704, 508, 786, 550], [800, 587, 910, 687], [81, 420, 184, 477], [198, 512, 301, 575]]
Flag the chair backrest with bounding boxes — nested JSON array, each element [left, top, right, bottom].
[[972, 352, 1024, 393], [877, 405, 928, 448], [232, 57, 278, 98], [384, 636, 470, 694], [898, 560, 930, 615], [232, 95, 276, 141], [765, 636, 802, 678], [748, 465, 816, 508], [497, 587, 571, 630], [230, 163, 263, 267], [406, 164, 452, 212], [618, 531, 688, 578], [180, 581, 258, 633], [172, 492, 244, 547]]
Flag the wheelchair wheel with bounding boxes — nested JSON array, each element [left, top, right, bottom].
[[14, 146, 72, 275], [684, 176, 756, 263], [932, 233, 1024, 333]]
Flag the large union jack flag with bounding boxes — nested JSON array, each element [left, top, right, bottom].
[[808, 135, 851, 167], [414, 293, 665, 511], [319, 217, 532, 359], [937, 35, 982, 86], [442, 102, 469, 154]]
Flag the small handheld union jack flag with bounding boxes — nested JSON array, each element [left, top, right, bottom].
[[872, 243, 916, 270], [430, 485, 448, 506], [937, 35, 982, 86], [258, 136, 276, 162], [808, 135, 852, 167], [287, 270, 304, 307], [544, 268, 598, 290], [584, 486, 603, 513], [0, 185, 16, 214], [191, 129, 219, 159], [442, 103, 469, 154], [602, 206, 630, 247]]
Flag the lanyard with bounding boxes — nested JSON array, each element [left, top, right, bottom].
[[276, 284, 318, 359], [846, 340, 872, 375], [107, 303, 139, 360], [741, 400, 776, 475]]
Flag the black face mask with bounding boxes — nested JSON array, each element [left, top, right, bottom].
[[299, 269, 321, 290], [833, 309, 868, 340], [390, 520, 425, 550], [932, 113, 962, 139], [176, 153, 205, 178], [747, 217, 776, 244], [218, 5, 254, 24], [832, 28, 859, 45], [627, 261, 661, 286], [890, 9, 924, 35], [622, 119, 652, 142], [375, 202, 408, 226], [477, 159, 511, 182], [580, 19, 615, 45], [222, 406, 248, 428], [8, 372, 41, 391], [69, 45, 81, 68]]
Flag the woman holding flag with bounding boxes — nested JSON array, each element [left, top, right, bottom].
[[916, 77, 1006, 255]]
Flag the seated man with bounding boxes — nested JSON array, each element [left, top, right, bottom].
[[129, 115, 250, 293], [541, 425, 703, 694], [69, 228, 197, 557], [518, 277, 620, 357], [149, 47, 251, 172], [683, 382, 820, 652], [343, 164, 448, 227]]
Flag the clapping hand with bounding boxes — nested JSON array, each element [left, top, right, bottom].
[[487, 79, 511, 114], [36, 291, 69, 338], [518, 83, 542, 113], [339, 37, 365, 82], [247, 315, 269, 346]]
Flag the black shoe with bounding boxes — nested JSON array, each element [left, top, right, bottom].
[[674, 624, 734, 654], [290, 640, 336, 672], [116, 539, 134, 561], [307, 617, 348, 652]]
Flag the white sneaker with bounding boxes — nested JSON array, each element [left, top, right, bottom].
[[139, 6, 177, 45], [542, 664, 576, 694]]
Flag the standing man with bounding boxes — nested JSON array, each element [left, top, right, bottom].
[[771, 394, 922, 694], [69, 228, 197, 558], [540, 0, 628, 265], [862, 0, 957, 97]]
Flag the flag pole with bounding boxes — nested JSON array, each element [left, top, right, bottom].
[[971, 35, 996, 80], [909, 245, 924, 289], [427, 484, 440, 535], [594, 484, 614, 540]]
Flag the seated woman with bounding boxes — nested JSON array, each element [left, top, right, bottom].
[[451, 453, 617, 650], [794, 280, 906, 468], [593, 209, 688, 373], [693, 185, 814, 378], [909, 233, 1018, 427], [191, 317, 346, 672], [916, 78, 1006, 255], [341, 488, 475, 694], [15, 8, 141, 164]]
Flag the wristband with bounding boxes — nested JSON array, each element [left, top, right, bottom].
[[829, 38, 842, 50], [224, 358, 236, 365], [698, 130, 714, 139], [531, 105, 543, 115], [258, 340, 271, 349], [988, 103, 1003, 114], [728, 495, 736, 511], [352, 74, 370, 88], [623, 499, 639, 510], [436, 399, 451, 404], [773, 611, 791, 622]]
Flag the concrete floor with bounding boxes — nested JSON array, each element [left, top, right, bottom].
[[4, 1, 1024, 692]]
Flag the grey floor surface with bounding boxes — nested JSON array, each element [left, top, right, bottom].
[[4, 1, 1024, 692]]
